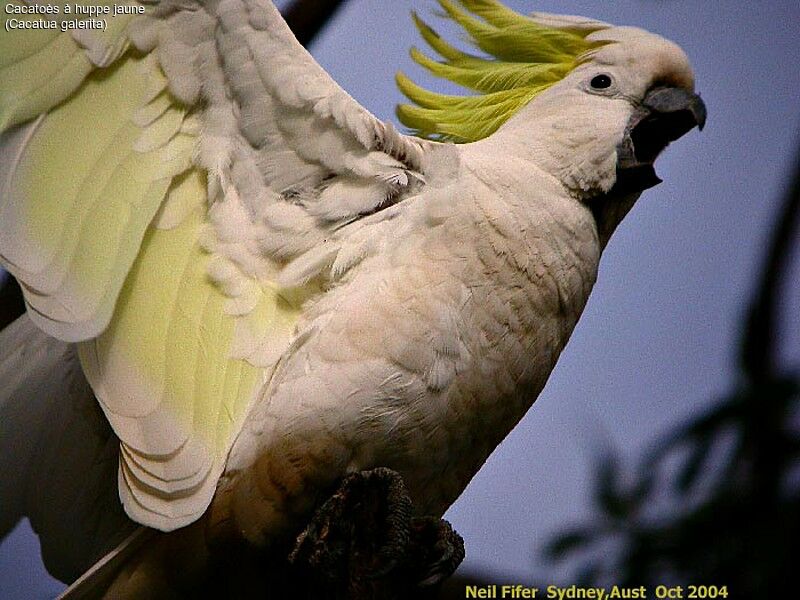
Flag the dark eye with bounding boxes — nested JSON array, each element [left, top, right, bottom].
[[590, 74, 613, 89]]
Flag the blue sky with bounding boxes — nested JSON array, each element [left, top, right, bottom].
[[1, 1, 799, 597]]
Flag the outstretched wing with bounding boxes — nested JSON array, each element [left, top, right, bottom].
[[0, 0, 430, 531]]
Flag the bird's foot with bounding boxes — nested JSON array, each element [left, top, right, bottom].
[[289, 467, 412, 581], [289, 467, 464, 596]]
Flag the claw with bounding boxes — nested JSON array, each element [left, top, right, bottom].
[[409, 517, 466, 587], [366, 557, 400, 580], [289, 467, 464, 596]]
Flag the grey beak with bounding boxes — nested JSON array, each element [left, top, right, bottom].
[[643, 86, 707, 132], [614, 86, 707, 192]]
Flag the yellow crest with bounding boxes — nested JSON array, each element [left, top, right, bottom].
[[396, 0, 610, 142]]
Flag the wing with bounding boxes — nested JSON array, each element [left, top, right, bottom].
[[0, 0, 431, 531], [0, 315, 137, 583]]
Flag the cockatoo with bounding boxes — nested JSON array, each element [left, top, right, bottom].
[[0, 0, 705, 596]]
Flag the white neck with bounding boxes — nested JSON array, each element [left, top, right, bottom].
[[488, 88, 631, 199]]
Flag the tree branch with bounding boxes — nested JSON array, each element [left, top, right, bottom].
[[741, 132, 800, 380], [283, 0, 348, 48]]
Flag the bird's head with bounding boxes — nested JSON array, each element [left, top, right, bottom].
[[397, 1, 706, 243], [510, 25, 706, 194]]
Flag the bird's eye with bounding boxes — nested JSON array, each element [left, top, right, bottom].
[[590, 74, 613, 90]]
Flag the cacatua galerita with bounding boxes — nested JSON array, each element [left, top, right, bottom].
[[0, 0, 705, 595]]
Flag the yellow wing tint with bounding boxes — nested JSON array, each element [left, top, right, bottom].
[[0, 20, 304, 529], [79, 175, 302, 528]]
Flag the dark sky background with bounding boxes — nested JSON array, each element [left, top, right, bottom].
[[1, 1, 799, 597]]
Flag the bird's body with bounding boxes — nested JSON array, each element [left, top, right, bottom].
[[214, 143, 601, 544], [0, 0, 705, 595]]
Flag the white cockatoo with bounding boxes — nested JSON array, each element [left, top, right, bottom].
[[0, 0, 705, 595]]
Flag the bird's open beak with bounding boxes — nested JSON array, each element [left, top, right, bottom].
[[615, 86, 707, 192]]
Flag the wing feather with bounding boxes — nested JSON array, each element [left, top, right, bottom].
[[0, 0, 434, 533]]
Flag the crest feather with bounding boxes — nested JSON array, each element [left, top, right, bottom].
[[397, 0, 610, 142]]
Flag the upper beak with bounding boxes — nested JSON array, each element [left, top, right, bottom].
[[615, 86, 707, 192], [643, 86, 707, 132]]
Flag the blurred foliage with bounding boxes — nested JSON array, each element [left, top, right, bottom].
[[546, 144, 800, 597]]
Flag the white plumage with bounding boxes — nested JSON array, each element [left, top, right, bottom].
[[0, 0, 705, 594]]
